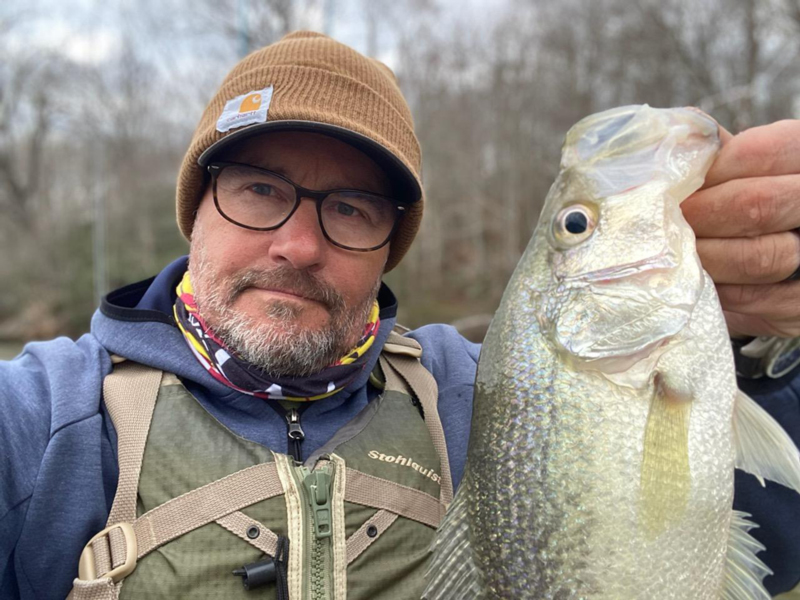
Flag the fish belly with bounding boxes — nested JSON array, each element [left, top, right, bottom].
[[468, 276, 737, 599]]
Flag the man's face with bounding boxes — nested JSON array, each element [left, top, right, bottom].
[[189, 131, 392, 377]]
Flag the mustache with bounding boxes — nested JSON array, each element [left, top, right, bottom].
[[228, 266, 345, 311]]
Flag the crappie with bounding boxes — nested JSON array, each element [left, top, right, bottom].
[[425, 105, 800, 600]]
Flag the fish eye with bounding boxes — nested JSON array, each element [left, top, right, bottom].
[[565, 211, 588, 233], [552, 204, 597, 246]]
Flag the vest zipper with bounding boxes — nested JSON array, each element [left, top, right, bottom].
[[293, 457, 334, 600], [285, 408, 305, 462]]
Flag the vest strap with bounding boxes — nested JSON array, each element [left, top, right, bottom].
[[104, 361, 163, 526], [73, 461, 286, 594], [68, 578, 118, 600], [68, 362, 163, 599], [345, 510, 398, 565], [344, 468, 443, 528], [216, 511, 279, 557], [132, 462, 284, 559], [380, 331, 455, 507], [382, 335, 423, 358]]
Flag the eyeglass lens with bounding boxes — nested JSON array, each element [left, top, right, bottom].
[[214, 164, 398, 250]]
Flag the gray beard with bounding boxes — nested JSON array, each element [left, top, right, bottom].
[[189, 238, 380, 378]]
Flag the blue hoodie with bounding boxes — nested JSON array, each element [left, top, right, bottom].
[[1, 257, 799, 598]]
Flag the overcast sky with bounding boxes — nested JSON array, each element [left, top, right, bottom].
[[2, 0, 498, 134], [3, 0, 491, 65]]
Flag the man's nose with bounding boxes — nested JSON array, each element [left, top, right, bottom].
[[266, 199, 326, 270]]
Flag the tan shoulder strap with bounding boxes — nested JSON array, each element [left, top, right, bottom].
[[383, 328, 423, 358], [103, 360, 163, 526], [69, 360, 163, 599], [380, 331, 455, 506]]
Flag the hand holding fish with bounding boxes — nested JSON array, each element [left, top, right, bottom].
[[682, 120, 800, 337]]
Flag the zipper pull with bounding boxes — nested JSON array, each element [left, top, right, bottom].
[[286, 408, 305, 440], [302, 463, 333, 539], [285, 408, 305, 462]]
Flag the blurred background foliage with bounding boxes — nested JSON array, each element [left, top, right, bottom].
[[1, 0, 799, 354]]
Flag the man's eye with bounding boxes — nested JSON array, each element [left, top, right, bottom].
[[336, 202, 358, 217], [250, 183, 276, 196]]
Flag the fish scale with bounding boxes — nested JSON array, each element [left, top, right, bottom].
[[424, 105, 800, 600]]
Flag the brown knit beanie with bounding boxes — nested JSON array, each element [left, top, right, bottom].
[[176, 30, 423, 272]]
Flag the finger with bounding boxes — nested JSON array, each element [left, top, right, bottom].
[[702, 120, 800, 188], [696, 232, 800, 284], [717, 280, 800, 319], [723, 311, 800, 338], [682, 174, 800, 237]]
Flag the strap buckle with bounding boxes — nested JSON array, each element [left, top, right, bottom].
[[78, 522, 138, 582]]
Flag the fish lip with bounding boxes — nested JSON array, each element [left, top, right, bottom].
[[560, 248, 677, 284]]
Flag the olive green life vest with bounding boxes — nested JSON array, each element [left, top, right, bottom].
[[68, 331, 453, 600]]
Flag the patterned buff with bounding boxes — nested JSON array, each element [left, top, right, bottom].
[[173, 271, 380, 401]]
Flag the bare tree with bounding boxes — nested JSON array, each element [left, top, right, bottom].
[[2, 0, 799, 341], [389, 0, 800, 335], [0, 52, 62, 232]]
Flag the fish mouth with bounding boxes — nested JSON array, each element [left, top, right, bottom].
[[551, 242, 702, 372], [562, 247, 678, 285]]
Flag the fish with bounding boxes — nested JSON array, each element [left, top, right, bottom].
[[423, 105, 800, 600]]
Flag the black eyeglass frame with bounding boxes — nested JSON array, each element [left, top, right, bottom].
[[207, 162, 408, 252]]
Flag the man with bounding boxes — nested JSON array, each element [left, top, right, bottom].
[[1, 30, 799, 599]]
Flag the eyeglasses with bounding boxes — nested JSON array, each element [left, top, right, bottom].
[[207, 162, 407, 251]]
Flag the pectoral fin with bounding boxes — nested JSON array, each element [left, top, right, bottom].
[[640, 379, 691, 537], [733, 390, 800, 493]]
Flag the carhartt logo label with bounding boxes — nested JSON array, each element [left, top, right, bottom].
[[216, 86, 274, 133], [368, 450, 441, 485]]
